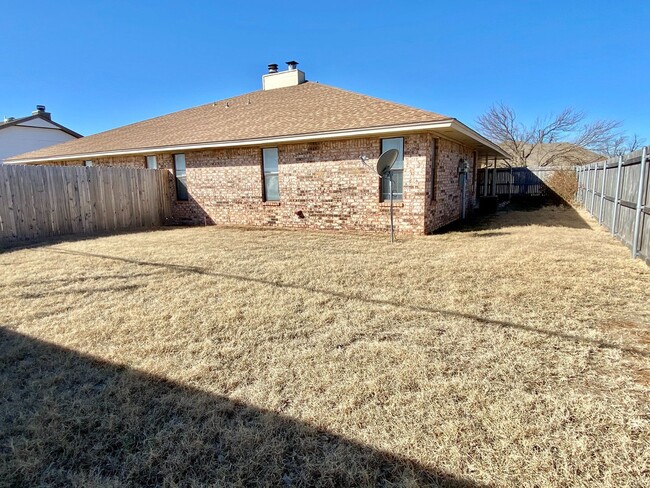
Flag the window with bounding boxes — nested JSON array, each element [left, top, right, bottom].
[[262, 148, 280, 201], [83, 160, 93, 167], [430, 139, 438, 201], [146, 155, 158, 169], [173, 154, 188, 201], [381, 138, 403, 200]]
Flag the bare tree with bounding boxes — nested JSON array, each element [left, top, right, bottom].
[[602, 133, 645, 157], [475, 103, 623, 167]]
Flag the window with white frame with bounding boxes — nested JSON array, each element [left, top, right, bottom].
[[262, 148, 280, 201], [173, 154, 188, 201], [83, 160, 93, 167], [146, 155, 158, 169]]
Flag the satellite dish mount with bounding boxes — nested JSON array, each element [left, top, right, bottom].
[[376, 149, 399, 243]]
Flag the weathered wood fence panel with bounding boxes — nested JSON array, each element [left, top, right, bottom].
[[0, 165, 171, 247], [575, 146, 649, 263], [477, 167, 574, 199]]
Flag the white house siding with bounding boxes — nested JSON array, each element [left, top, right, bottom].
[[0, 124, 78, 164]]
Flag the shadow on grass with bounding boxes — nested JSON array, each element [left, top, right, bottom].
[[17, 284, 141, 300], [45, 249, 650, 359], [469, 232, 511, 238], [0, 226, 183, 254], [443, 198, 592, 234], [0, 271, 163, 289], [0, 327, 485, 487]]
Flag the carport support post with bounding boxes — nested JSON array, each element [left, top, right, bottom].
[[483, 155, 488, 197], [599, 159, 607, 224], [611, 155, 623, 236], [491, 157, 497, 197], [632, 146, 647, 259]]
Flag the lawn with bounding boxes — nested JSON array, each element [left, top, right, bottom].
[[1, 205, 648, 487]]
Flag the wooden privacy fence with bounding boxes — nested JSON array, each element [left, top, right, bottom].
[[477, 167, 573, 198], [0, 164, 172, 247], [576, 146, 649, 262]]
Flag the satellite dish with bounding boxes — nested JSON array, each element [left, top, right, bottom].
[[376, 149, 399, 176]]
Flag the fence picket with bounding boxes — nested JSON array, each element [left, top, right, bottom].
[[599, 160, 607, 224], [576, 146, 650, 263], [0, 165, 170, 247]]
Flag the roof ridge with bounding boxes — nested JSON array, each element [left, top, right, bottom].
[[305, 82, 450, 119]]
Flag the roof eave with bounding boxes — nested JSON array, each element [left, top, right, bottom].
[[6, 118, 509, 164], [447, 120, 511, 159]]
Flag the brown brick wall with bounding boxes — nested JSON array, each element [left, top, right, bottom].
[[424, 137, 477, 233], [55, 155, 148, 168], [173, 136, 428, 232], [43, 133, 478, 234]]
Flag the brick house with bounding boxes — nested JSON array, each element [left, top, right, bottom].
[[7, 62, 509, 234]]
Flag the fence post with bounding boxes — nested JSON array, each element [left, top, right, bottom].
[[598, 160, 606, 223], [590, 163, 597, 215], [632, 146, 648, 259], [585, 164, 590, 209], [611, 155, 623, 236], [584, 166, 588, 204], [579, 166, 584, 203]]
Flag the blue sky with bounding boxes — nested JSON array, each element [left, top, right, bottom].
[[2, 1, 649, 140]]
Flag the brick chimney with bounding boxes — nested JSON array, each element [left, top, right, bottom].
[[262, 61, 305, 90]]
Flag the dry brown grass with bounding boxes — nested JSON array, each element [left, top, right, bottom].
[[1, 205, 649, 487]]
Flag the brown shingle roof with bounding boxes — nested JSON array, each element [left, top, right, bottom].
[[8, 82, 451, 161]]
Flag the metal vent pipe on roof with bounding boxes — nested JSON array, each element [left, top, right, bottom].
[[286, 60, 298, 71], [32, 105, 51, 119], [267, 64, 278, 73]]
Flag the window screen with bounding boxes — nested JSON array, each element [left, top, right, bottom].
[[262, 148, 280, 201]]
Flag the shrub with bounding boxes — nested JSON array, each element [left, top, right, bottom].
[[545, 170, 578, 204]]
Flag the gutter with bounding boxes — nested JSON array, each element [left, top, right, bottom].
[[6, 119, 510, 164]]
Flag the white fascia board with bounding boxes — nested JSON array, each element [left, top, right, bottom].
[[7, 121, 455, 163]]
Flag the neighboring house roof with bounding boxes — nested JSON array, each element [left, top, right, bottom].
[[0, 113, 82, 139], [504, 142, 603, 168], [7, 82, 509, 163]]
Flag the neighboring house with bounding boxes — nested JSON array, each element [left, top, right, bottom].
[[0, 106, 81, 164], [497, 142, 602, 168], [6, 62, 509, 234]]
